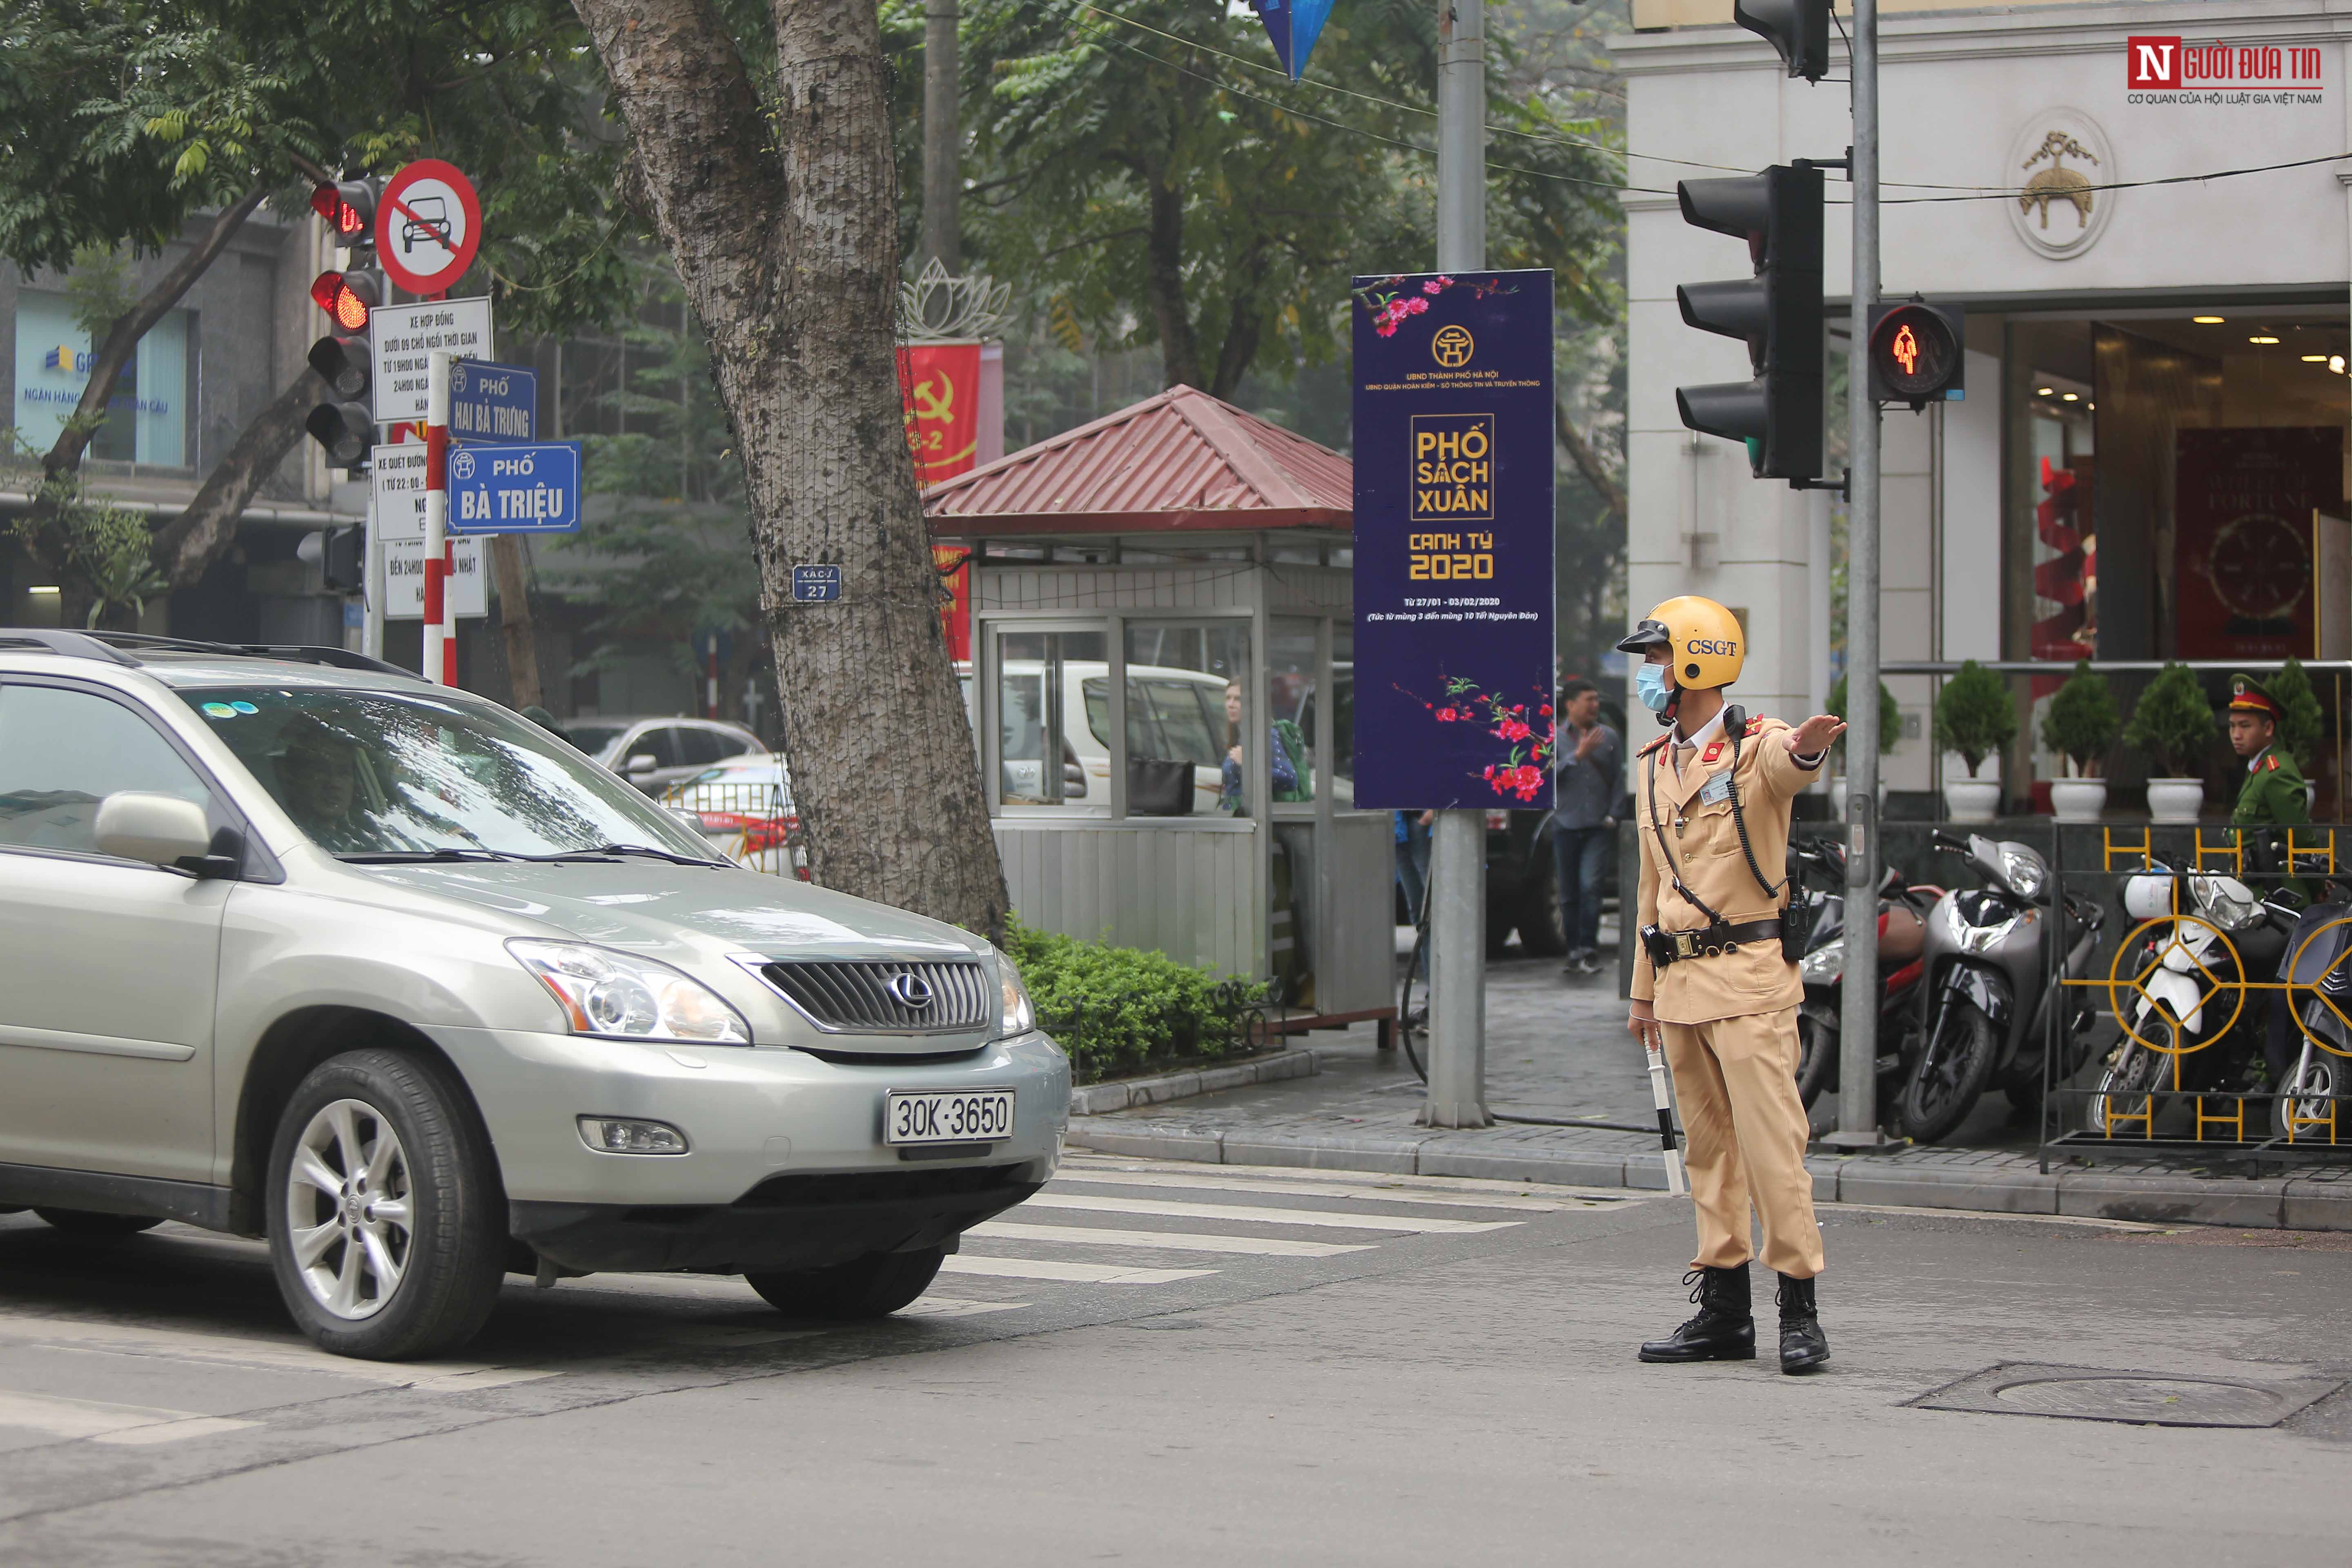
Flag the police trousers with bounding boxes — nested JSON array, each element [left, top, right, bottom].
[[1661, 1005, 1825, 1278]]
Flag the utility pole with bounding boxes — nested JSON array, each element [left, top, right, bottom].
[[923, 0, 961, 270], [1424, 0, 1492, 1129], [1826, 0, 1886, 1151]]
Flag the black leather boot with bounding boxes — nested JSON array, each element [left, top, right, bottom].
[[1776, 1273, 1829, 1373], [1638, 1266, 1755, 1363]]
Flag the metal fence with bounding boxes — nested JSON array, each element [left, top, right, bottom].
[[653, 778, 809, 879]]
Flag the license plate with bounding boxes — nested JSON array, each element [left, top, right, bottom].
[[884, 1089, 1016, 1145]]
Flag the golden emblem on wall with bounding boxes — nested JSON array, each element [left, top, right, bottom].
[[2019, 131, 2100, 232], [1431, 324, 1475, 368]]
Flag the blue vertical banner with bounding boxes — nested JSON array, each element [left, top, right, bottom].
[[1352, 270, 1555, 810]]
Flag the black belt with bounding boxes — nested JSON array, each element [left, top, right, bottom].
[[1642, 919, 1782, 968]]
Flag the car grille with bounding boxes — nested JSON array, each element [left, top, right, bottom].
[[757, 959, 992, 1034]]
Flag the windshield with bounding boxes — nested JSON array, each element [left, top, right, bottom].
[[180, 686, 717, 860], [563, 721, 630, 757]]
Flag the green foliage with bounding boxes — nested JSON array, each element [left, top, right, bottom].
[[1, 427, 163, 624], [2269, 658, 2326, 771], [936, 0, 1619, 396], [1826, 674, 1900, 758], [2122, 661, 2216, 778], [1004, 917, 1267, 1082], [1932, 660, 2016, 777], [61, 244, 139, 340], [2039, 660, 2118, 777]]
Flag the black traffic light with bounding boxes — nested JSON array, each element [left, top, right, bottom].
[[304, 275, 380, 470], [1735, 0, 1831, 82], [311, 178, 381, 264], [321, 525, 365, 594], [1868, 299, 1967, 409], [1674, 164, 1824, 483]]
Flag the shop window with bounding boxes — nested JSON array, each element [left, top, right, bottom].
[[11, 293, 192, 467], [1124, 621, 1250, 816], [995, 629, 1105, 808]]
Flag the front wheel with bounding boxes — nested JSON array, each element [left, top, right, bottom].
[[2085, 1031, 2174, 1135], [2273, 1054, 2341, 1140], [1794, 1000, 1839, 1110], [746, 1247, 945, 1319], [266, 1049, 507, 1361], [1897, 1000, 2000, 1143]]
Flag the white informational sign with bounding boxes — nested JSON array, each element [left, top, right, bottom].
[[369, 297, 492, 424], [371, 441, 429, 542], [382, 537, 487, 620]]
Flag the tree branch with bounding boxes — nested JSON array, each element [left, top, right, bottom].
[[1555, 397, 1626, 520], [42, 183, 271, 482], [150, 366, 322, 589]]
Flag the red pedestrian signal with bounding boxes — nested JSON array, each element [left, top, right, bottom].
[[1867, 300, 1965, 409], [309, 270, 379, 332]]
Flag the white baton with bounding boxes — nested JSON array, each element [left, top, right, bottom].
[[1640, 1028, 1687, 1196]]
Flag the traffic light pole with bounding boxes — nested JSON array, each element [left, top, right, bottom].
[[1423, 0, 1492, 1129], [1825, 0, 1889, 1151], [424, 350, 454, 686]]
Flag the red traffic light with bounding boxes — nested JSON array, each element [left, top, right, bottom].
[[308, 270, 380, 332], [1867, 301, 1966, 406]]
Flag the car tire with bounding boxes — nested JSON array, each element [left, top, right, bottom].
[[33, 1209, 163, 1238], [265, 1049, 506, 1361], [745, 1247, 946, 1320]]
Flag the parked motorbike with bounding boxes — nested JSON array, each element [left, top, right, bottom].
[[1905, 831, 2105, 1143], [2087, 866, 2296, 1134], [2276, 900, 2352, 1139], [1786, 840, 1940, 1112]]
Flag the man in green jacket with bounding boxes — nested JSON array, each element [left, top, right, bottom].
[[2228, 674, 2312, 1088]]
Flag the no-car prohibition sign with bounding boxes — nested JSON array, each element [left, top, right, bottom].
[[375, 159, 483, 295]]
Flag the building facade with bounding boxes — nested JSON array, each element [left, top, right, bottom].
[[1621, 0, 2349, 803]]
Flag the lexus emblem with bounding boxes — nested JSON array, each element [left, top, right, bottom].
[[885, 972, 935, 1010]]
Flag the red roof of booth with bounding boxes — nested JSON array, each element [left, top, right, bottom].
[[924, 384, 1351, 536]]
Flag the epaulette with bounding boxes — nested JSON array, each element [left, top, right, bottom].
[[1745, 717, 1767, 737], [1637, 735, 1668, 758], [2265, 755, 2280, 772]]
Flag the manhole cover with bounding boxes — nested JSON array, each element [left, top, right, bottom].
[[1913, 1364, 2343, 1428]]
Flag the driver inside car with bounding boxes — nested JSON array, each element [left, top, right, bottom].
[[274, 719, 376, 852]]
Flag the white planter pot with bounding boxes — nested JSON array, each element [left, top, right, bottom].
[[1828, 776, 1889, 819], [1944, 777, 2002, 824], [2048, 778, 2108, 823], [2146, 777, 2206, 824]]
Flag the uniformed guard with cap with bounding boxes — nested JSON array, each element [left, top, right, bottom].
[[1617, 596, 1845, 1374], [2225, 674, 2308, 829]]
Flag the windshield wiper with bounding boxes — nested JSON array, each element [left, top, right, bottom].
[[527, 843, 725, 867], [337, 849, 520, 864]]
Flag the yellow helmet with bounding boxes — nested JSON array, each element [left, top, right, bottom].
[[1616, 596, 1745, 690]]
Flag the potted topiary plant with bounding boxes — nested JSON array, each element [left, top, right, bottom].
[[1825, 674, 1901, 818], [1933, 659, 2016, 823], [2270, 657, 2325, 813], [2040, 659, 2119, 821], [2122, 662, 2216, 822]]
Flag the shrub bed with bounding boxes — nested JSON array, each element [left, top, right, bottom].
[[1004, 918, 1267, 1084]]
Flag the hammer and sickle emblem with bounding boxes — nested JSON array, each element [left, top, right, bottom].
[[911, 374, 955, 422]]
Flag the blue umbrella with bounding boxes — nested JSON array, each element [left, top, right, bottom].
[[1247, 0, 1334, 81]]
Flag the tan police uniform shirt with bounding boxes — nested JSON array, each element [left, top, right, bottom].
[[1629, 712, 1821, 1025]]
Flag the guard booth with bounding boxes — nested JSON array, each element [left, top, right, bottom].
[[925, 385, 1393, 1031]]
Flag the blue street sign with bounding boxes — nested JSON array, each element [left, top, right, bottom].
[[448, 359, 537, 444], [446, 441, 582, 535], [791, 565, 843, 603]]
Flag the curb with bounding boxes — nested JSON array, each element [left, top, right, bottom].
[[1062, 1123, 2352, 1232], [1066, 1049, 1319, 1117]]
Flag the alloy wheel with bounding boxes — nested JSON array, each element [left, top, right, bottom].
[[283, 1098, 414, 1320]]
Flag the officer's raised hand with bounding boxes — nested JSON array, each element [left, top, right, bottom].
[[1786, 714, 1846, 760]]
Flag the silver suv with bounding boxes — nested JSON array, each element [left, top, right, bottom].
[[0, 632, 1068, 1360]]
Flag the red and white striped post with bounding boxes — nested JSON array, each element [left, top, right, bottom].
[[423, 351, 455, 684]]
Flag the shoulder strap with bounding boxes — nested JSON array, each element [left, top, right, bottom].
[[1644, 731, 1728, 924], [1720, 707, 1788, 906]]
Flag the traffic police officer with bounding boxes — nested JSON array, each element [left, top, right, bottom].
[[2227, 674, 2312, 1086], [2226, 674, 2308, 829], [1618, 597, 1844, 1374]]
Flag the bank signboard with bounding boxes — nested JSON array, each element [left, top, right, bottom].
[[1351, 270, 1555, 810]]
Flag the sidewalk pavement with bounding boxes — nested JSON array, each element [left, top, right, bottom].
[[1067, 949, 2352, 1232]]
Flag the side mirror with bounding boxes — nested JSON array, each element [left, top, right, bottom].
[[94, 792, 216, 872], [626, 753, 659, 776]]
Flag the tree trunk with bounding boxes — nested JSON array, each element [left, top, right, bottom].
[[1145, 180, 1204, 390], [151, 366, 323, 588], [490, 535, 544, 709], [570, 0, 1009, 938], [1555, 398, 1626, 521]]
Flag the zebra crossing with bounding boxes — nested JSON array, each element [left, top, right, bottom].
[[0, 1159, 1627, 1454]]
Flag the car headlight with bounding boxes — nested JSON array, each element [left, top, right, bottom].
[[998, 959, 1036, 1038], [1798, 936, 1844, 986], [1998, 843, 2047, 900], [509, 940, 751, 1045]]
